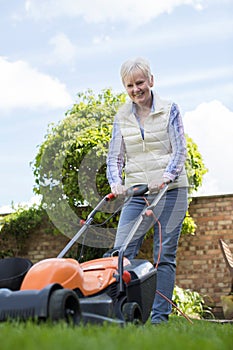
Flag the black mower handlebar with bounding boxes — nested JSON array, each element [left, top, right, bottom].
[[125, 184, 149, 197], [107, 184, 149, 200]]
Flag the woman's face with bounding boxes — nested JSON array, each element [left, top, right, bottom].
[[123, 68, 154, 108]]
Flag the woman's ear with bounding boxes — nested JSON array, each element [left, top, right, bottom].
[[150, 74, 154, 87]]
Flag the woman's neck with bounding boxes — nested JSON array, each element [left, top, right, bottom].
[[135, 100, 152, 121]]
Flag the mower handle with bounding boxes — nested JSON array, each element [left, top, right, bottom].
[[111, 183, 169, 198], [118, 183, 169, 291], [57, 184, 155, 259], [125, 184, 149, 197], [57, 191, 116, 258]]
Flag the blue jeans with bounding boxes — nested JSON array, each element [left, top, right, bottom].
[[114, 187, 188, 324]]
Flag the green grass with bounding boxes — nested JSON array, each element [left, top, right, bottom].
[[0, 316, 232, 350]]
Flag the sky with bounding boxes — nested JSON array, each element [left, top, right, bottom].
[[0, 0, 233, 214]]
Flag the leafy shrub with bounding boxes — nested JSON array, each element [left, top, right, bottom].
[[0, 204, 57, 256], [181, 212, 197, 235], [172, 285, 214, 319]]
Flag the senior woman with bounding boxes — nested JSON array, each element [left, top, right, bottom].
[[106, 57, 188, 325]]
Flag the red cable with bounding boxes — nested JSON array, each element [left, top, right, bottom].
[[143, 197, 193, 324], [143, 197, 162, 268], [156, 290, 193, 324]]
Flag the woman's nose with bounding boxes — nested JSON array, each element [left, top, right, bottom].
[[133, 84, 140, 93]]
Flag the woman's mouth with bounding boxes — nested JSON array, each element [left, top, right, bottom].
[[134, 92, 144, 97]]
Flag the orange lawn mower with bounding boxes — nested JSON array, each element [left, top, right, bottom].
[[0, 184, 169, 325]]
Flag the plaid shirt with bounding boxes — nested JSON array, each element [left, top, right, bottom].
[[107, 94, 187, 186]]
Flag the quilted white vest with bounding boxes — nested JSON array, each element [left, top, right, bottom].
[[117, 93, 188, 189]]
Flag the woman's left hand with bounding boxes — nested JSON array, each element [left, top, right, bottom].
[[148, 178, 171, 193]]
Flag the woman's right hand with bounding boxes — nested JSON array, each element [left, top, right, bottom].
[[110, 183, 127, 196]]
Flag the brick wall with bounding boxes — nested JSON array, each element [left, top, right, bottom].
[[1, 194, 233, 309], [176, 194, 233, 307]]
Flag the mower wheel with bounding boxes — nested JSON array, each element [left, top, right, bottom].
[[122, 302, 143, 324], [48, 288, 82, 325]]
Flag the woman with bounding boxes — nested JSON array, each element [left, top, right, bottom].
[[107, 57, 188, 324]]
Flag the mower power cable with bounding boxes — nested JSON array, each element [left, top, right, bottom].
[[143, 196, 193, 325]]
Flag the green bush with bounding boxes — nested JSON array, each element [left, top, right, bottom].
[[0, 204, 57, 257], [172, 285, 214, 319]]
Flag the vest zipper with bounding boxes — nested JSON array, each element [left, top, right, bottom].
[[142, 140, 145, 152]]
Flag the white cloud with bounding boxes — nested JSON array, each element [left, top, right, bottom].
[[159, 66, 233, 88], [0, 57, 73, 112], [49, 33, 77, 65], [60, 15, 232, 62], [92, 35, 111, 45], [163, 81, 233, 113], [183, 100, 233, 195], [0, 195, 42, 215], [24, 0, 205, 24], [0, 205, 14, 215]]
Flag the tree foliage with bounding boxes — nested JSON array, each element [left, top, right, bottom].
[[33, 89, 126, 206], [185, 135, 208, 193]]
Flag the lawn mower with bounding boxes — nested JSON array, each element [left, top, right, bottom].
[[0, 184, 168, 325]]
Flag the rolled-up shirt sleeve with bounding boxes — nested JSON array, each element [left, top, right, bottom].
[[107, 116, 125, 185], [163, 103, 187, 181]]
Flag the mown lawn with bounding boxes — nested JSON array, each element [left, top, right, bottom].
[[0, 316, 232, 350]]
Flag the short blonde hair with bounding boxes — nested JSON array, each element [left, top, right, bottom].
[[120, 57, 152, 85]]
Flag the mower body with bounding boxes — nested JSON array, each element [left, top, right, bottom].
[[0, 256, 156, 325], [0, 186, 167, 325]]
